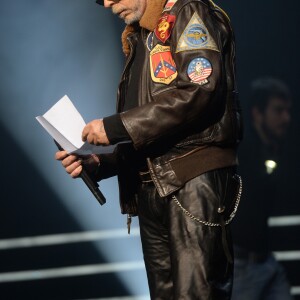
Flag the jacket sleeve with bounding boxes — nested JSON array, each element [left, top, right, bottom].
[[92, 152, 119, 181], [120, 1, 227, 150]]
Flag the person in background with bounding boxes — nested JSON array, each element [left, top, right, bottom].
[[231, 77, 293, 300]]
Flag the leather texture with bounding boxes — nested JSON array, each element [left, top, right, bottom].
[[117, 0, 241, 213], [138, 167, 237, 299], [96, 0, 242, 215], [93, 1, 242, 298]]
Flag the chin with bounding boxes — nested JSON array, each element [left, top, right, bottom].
[[124, 12, 142, 25], [124, 18, 133, 25], [124, 17, 136, 25]]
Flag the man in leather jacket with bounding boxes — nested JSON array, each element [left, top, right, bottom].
[[56, 0, 243, 298]]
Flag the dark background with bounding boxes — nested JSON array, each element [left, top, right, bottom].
[[0, 0, 299, 299]]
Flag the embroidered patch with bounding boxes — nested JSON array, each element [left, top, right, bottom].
[[163, 0, 178, 12], [154, 14, 176, 43], [176, 12, 219, 53], [146, 32, 154, 51], [187, 57, 213, 85], [150, 44, 178, 85]]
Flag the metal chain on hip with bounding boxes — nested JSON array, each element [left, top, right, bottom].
[[172, 175, 242, 227]]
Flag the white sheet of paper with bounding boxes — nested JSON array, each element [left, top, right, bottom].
[[36, 95, 85, 153], [36, 115, 78, 153], [36, 95, 122, 155]]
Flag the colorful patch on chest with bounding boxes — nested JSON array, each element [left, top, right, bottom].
[[146, 32, 155, 51], [154, 14, 176, 43], [150, 44, 178, 85], [163, 0, 178, 12], [187, 57, 213, 85], [176, 12, 219, 53]]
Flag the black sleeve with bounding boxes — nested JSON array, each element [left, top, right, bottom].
[[103, 114, 131, 145], [95, 152, 119, 180]]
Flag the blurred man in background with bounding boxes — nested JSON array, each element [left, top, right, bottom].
[[231, 78, 293, 300]]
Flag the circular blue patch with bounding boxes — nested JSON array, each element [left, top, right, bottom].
[[184, 24, 208, 48], [187, 57, 212, 85], [146, 32, 154, 51]]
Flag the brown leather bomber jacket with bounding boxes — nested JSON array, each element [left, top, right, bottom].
[[97, 0, 243, 215]]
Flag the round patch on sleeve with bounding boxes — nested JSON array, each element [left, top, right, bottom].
[[146, 32, 154, 51], [187, 57, 213, 85]]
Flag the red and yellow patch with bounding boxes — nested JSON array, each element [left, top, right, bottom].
[[163, 0, 178, 12], [154, 14, 176, 43], [150, 44, 178, 85]]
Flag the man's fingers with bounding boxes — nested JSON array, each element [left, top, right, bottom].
[[81, 119, 109, 145], [62, 155, 80, 168], [55, 151, 83, 179], [82, 125, 89, 142], [87, 134, 95, 145], [65, 160, 82, 175], [71, 165, 83, 178], [55, 151, 68, 160]]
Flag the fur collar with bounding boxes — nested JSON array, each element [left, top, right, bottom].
[[121, 0, 167, 56], [140, 0, 167, 31]]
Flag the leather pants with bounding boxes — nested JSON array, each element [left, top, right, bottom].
[[137, 167, 239, 300]]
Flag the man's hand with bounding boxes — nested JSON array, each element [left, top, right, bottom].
[[55, 151, 82, 178], [55, 151, 101, 178], [82, 119, 110, 146]]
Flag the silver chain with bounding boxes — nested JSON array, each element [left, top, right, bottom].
[[172, 175, 242, 227]]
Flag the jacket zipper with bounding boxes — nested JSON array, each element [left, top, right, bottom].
[[118, 35, 136, 233]]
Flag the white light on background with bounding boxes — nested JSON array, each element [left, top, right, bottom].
[[0, 0, 148, 296], [265, 160, 277, 174]]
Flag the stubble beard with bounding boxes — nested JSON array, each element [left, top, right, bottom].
[[112, 1, 144, 25]]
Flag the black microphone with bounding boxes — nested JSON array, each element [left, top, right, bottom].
[[79, 167, 106, 206], [55, 140, 106, 206]]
